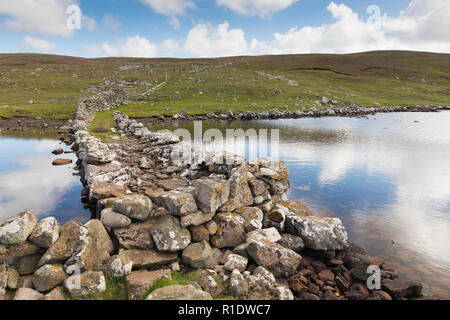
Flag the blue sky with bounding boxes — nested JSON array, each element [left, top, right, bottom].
[[0, 0, 449, 58]]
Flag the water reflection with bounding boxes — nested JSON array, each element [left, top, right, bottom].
[[0, 130, 89, 224], [153, 112, 450, 298]]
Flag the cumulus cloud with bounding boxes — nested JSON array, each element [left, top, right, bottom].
[[102, 13, 122, 30], [23, 36, 57, 52], [138, 0, 195, 27], [250, 0, 450, 54], [216, 0, 299, 17], [184, 22, 248, 57], [100, 36, 158, 57]]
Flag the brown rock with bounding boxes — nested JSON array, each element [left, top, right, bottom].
[[190, 225, 210, 242], [13, 288, 44, 300], [15, 254, 41, 275], [52, 148, 64, 155], [52, 158, 72, 166], [126, 269, 172, 300], [0, 241, 42, 264], [43, 286, 66, 300], [381, 279, 423, 299], [318, 269, 335, 282], [211, 212, 246, 249], [119, 249, 178, 269], [113, 218, 156, 250]]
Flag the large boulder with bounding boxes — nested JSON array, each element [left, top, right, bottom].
[[220, 166, 254, 212], [28, 217, 60, 249], [0, 211, 37, 245], [182, 241, 213, 269], [32, 264, 68, 292], [64, 271, 106, 298], [112, 195, 153, 221], [211, 212, 247, 249], [126, 269, 172, 300], [150, 191, 198, 217], [118, 249, 178, 269], [286, 216, 349, 251], [194, 179, 230, 214], [113, 219, 156, 250], [151, 216, 191, 252], [146, 285, 212, 300]]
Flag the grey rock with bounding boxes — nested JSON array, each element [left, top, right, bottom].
[[0, 211, 37, 245]]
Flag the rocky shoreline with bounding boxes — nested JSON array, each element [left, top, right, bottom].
[[0, 90, 439, 301]]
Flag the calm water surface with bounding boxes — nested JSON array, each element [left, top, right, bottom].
[[0, 130, 89, 225], [153, 112, 450, 298]]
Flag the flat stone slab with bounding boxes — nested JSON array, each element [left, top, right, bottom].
[[126, 269, 172, 300], [118, 249, 178, 269]]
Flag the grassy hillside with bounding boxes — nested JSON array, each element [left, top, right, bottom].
[[0, 51, 449, 120]]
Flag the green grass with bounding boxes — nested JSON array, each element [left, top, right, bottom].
[[1, 51, 449, 121], [67, 277, 128, 300]]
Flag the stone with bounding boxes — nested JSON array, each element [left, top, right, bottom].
[[367, 290, 393, 300], [43, 286, 66, 300], [7, 267, 19, 289], [126, 269, 172, 300], [64, 271, 106, 298], [146, 285, 212, 300], [318, 269, 335, 282], [224, 254, 248, 273], [276, 287, 295, 300], [246, 228, 282, 244], [112, 195, 153, 221], [229, 270, 248, 298], [32, 264, 67, 292], [100, 208, 132, 229], [199, 271, 222, 298], [113, 218, 156, 250], [246, 239, 302, 278], [52, 159, 73, 166], [39, 221, 86, 267], [194, 179, 230, 214], [277, 201, 312, 217], [206, 221, 217, 235], [0, 211, 37, 245], [189, 225, 210, 242], [286, 216, 349, 251], [277, 234, 305, 252], [90, 182, 127, 200], [220, 166, 254, 212], [181, 211, 215, 228], [28, 217, 60, 248], [350, 266, 371, 282], [151, 215, 191, 252], [103, 255, 133, 278], [118, 249, 178, 269], [13, 288, 44, 300], [236, 207, 264, 224], [158, 178, 187, 191], [52, 148, 64, 155], [150, 191, 197, 217], [381, 279, 423, 299], [346, 283, 370, 300], [17, 275, 34, 289], [211, 212, 246, 249], [182, 241, 213, 269], [0, 264, 6, 296], [15, 254, 41, 275], [85, 219, 114, 254], [0, 241, 42, 263]]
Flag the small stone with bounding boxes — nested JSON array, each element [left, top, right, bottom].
[[0, 211, 37, 245], [43, 286, 66, 300], [64, 271, 106, 298], [15, 254, 41, 275], [7, 267, 19, 289], [32, 264, 67, 292], [146, 285, 212, 300], [112, 195, 153, 221], [277, 234, 305, 252], [103, 255, 133, 278], [199, 271, 222, 298], [126, 269, 172, 300], [118, 249, 178, 269], [28, 217, 60, 248], [182, 241, 213, 269], [100, 208, 132, 229], [14, 288, 44, 300], [228, 270, 248, 298], [52, 159, 73, 166], [224, 254, 248, 273]]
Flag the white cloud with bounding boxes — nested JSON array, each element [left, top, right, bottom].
[[138, 0, 195, 27], [0, 0, 96, 37], [101, 36, 158, 57], [217, 0, 299, 17], [23, 36, 57, 52], [102, 13, 122, 30], [184, 22, 248, 57], [250, 0, 450, 54]]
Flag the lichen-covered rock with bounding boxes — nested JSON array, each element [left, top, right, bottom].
[[277, 234, 305, 252], [286, 216, 349, 251], [182, 241, 212, 269], [13, 287, 44, 300], [32, 264, 67, 292], [146, 285, 213, 300], [180, 211, 215, 228], [100, 208, 132, 229], [7, 266, 19, 289], [39, 221, 86, 267], [150, 191, 197, 217], [126, 269, 172, 300], [250, 159, 290, 195], [15, 254, 41, 275], [246, 239, 302, 278], [0, 264, 7, 296], [229, 270, 248, 298], [103, 255, 133, 278], [211, 212, 247, 249], [43, 286, 66, 300], [112, 195, 153, 221], [220, 166, 254, 212], [199, 271, 222, 298], [151, 215, 191, 252], [0, 211, 37, 245], [113, 218, 157, 250], [224, 254, 248, 273], [194, 179, 230, 214], [64, 271, 106, 298], [29, 217, 60, 249], [246, 228, 281, 244], [118, 249, 178, 269], [0, 241, 42, 264]]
